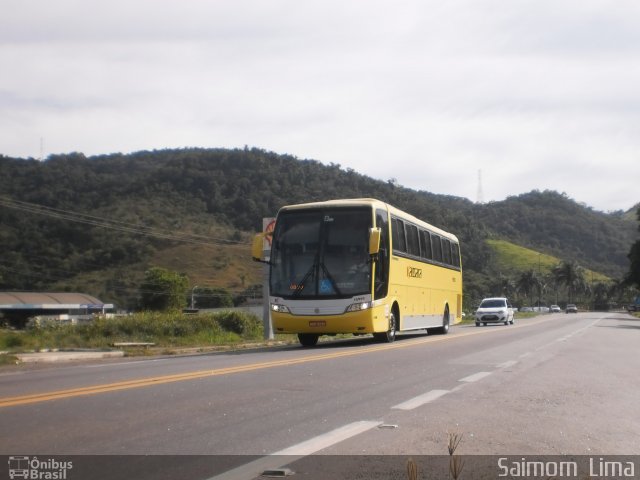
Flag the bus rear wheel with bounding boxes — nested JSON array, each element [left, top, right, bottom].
[[298, 333, 319, 347], [428, 307, 450, 335], [373, 310, 397, 343]]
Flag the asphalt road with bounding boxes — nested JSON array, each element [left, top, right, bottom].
[[1, 312, 639, 479]]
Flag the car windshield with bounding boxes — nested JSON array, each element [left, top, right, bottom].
[[269, 207, 372, 299], [480, 299, 506, 308]]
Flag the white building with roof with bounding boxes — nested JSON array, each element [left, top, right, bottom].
[[0, 292, 114, 328]]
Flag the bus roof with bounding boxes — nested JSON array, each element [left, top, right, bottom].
[[276, 198, 459, 243]]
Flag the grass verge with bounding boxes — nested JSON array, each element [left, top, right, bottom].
[[0, 310, 265, 354]]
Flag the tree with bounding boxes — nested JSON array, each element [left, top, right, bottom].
[[552, 260, 586, 304], [592, 282, 611, 310], [625, 207, 640, 289], [193, 287, 234, 309], [490, 274, 516, 299], [516, 270, 540, 306], [139, 267, 189, 311]]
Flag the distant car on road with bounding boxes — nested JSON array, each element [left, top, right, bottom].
[[566, 304, 578, 313], [550, 305, 561, 313], [625, 296, 640, 312], [475, 297, 515, 326], [533, 306, 550, 313]]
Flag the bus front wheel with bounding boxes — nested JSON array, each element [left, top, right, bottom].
[[298, 333, 319, 347], [374, 310, 397, 343]]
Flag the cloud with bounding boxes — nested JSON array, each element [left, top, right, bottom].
[[1, 0, 639, 211]]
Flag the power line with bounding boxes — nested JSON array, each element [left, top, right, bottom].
[[0, 197, 259, 298], [0, 252, 256, 293], [0, 196, 247, 247], [0, 263, 254, 298]]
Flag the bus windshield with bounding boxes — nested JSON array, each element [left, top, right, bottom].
[[270, 207, 372, 299]]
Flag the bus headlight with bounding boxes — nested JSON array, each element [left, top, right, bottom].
[[271, 304, 291, 313], [345, 302, 372, 313]]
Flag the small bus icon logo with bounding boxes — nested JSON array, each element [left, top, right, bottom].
[[8, 456, 30, 479]]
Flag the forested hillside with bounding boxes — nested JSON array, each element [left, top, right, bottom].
[[477, 191, 634, 278], [0, 148, 636, 309]]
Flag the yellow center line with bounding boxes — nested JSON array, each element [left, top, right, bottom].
[[0, 319, 545, 408]]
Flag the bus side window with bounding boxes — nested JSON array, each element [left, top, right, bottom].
[[391, 217, 407, 253], [419, 230, 432, 260], [431, 234, 443, 263], [406, 224, 420, 257], [452, 242, 460, 268], [442, 238, 452, 265]]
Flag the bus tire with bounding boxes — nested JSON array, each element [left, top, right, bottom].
[[430, 307, 450, 335], [298, 333, 319, 347], [373, 309, 397, 343]]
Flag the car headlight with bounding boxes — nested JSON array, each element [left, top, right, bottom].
[[345, 301, 372, 313], [271, 304, 291, 313]]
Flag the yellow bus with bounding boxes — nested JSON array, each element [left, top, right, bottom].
[[252, 198, 462, 346]]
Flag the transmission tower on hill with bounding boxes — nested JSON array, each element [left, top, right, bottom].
[[476, 169, 484, 204]]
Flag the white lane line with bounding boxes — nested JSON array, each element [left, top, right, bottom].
[[275, 420, 382, 455], [557, 320, 598, 342], [392, 389, 450, 410], [496, 360, 518, 369], [459, 371, 492, 383], [207, 420, 382, 480]]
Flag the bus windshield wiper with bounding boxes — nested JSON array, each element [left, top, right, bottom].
[[292, 254, 319, 297], [291, 256, 342, 297]]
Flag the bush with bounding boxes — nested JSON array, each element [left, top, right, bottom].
[[0, 309, 264, 352], [216, 310, 261, 336], [193, 287, 234, 309], [2, 332, 24, 349], [95, 310, 261, 343]]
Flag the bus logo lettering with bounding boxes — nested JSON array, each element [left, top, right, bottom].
[[407, 267, 422, 278]]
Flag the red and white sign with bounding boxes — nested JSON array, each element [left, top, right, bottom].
[[262, 217, 276, 250]]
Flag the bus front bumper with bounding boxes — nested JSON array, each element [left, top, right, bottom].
[[271, 304, 389, 335]]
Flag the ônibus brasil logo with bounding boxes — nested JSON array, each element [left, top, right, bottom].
[[8, 456, 73, 479]]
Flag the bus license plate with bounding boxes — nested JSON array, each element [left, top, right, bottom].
[[309, 321, 326, 327]]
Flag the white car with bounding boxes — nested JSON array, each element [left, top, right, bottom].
[[475, 297, 515, 326]]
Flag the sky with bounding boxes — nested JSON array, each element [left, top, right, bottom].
[[1, 0, 639, 213]]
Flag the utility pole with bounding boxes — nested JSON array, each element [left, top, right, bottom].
[[537, 253, 541, 310], [262, 218, 275, 340], [190, 285, 199, 309]]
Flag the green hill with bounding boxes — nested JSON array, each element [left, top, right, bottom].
[[0, 148, 636, 310], [477, 190, 635, 278], [623, 204, 640, 222], [486, 239, 611, 283]]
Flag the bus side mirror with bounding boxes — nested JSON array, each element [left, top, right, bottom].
[[252, 233, 265, 262], [369, 228, 381, 256]]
